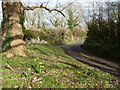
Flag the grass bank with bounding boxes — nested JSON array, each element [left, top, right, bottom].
[[1, 43, 120, 88]]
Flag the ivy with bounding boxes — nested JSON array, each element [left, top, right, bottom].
[[2, 12, 13, 51], [1, 13, 8, 31], [20, 16, 28, 40], [2, 30, 12, 52]]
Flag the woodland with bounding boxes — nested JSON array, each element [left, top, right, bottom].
[[0, 0, 120, 88]]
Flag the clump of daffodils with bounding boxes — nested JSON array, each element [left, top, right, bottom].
[[40, 66, 44, 68], [34, 58, 37, 61], [32, 58, 45, 74], [39, 62, 42, 64], [34, 57, 40, 61], [39, 62, 44, 68]]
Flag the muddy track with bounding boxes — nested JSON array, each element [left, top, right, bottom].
[[59, 44, 120, 77]]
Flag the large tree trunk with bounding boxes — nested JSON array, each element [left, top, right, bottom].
[[2, 1, 26, 57]]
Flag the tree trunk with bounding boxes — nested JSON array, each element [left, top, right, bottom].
[[2, 1, 26, 57]]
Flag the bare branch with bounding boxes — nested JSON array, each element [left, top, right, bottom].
[[24, 5, 65, 17], [61, 0, 77, 11], [45, 1, 49, 7]]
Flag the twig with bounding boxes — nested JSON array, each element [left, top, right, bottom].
[[6, 63, 14, 71]]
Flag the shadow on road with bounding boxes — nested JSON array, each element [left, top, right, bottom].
[[59, 43, 120, 77]]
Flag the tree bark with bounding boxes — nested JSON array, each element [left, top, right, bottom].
[[2, 1, 26, 57]]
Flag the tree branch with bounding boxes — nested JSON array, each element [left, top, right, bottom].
[[61, 0, 77, 11], [24, 5, 65, 17]]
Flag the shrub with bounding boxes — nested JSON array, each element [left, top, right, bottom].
[[24, 27, 87, 45], [84, 20, 120, 62]]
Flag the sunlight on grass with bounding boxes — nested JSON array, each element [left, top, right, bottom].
[[1, 44, 120, 88]]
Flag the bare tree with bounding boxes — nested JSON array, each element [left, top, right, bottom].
[[49, 13, 67, 28]]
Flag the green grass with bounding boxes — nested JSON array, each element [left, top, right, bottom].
[[64, 40, 84, 45], [1, 43, 120, 88]]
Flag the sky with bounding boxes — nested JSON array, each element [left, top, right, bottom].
[[0, 0, 81, 25], [0, 0, 119, 27], [0, 0, 76, 24]]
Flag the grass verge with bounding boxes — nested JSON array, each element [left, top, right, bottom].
[[1, 43, 120, 88]]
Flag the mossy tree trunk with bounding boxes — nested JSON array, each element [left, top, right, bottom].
[[2, 1, 26, 57]]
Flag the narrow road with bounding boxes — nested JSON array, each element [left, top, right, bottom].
[[59, 44, 120, 77]]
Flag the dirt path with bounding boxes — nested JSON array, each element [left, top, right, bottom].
[[59, 43, 120, 77]]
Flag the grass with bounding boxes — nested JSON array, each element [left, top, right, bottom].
[[64, 40, 84, 45], [1, 43, 120, 88]]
